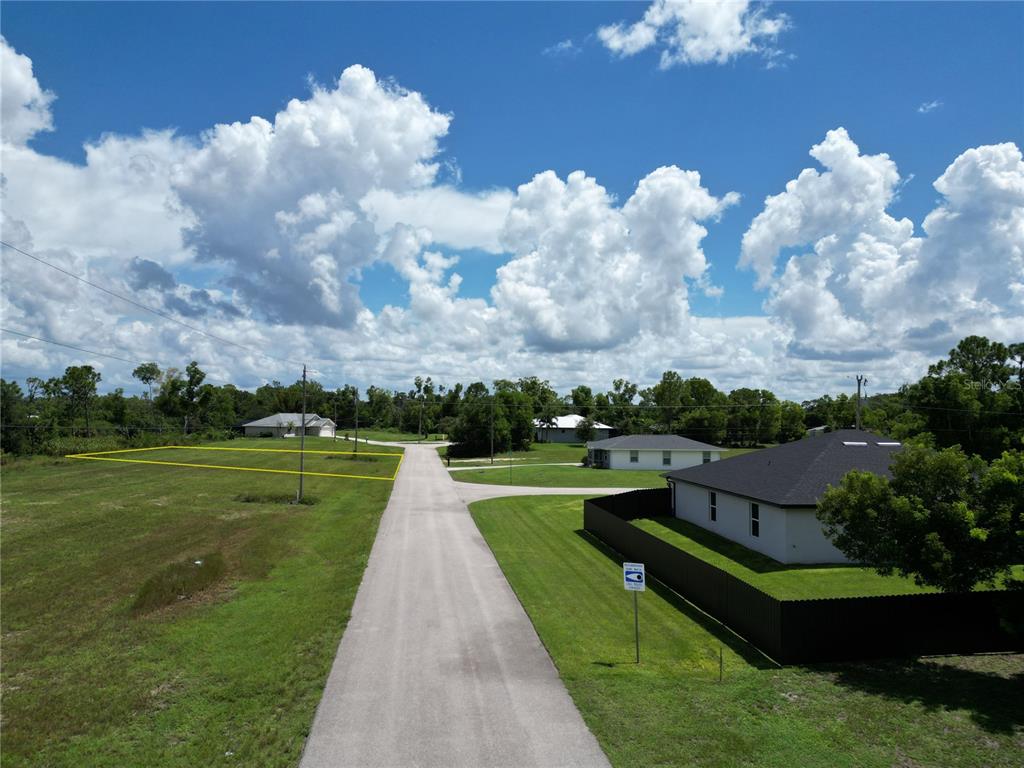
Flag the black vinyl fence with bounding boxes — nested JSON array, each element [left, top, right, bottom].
[[584, 489, 1023, 664]]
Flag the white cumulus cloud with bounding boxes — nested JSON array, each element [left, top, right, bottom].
[[492, 166, 738, 351], [598, 0, 790, 68], [0, 35, 55, 145], [741, 128, 1024, 362]]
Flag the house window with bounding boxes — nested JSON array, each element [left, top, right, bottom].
[[750, 503, 760, 537], [702, 451, 712, 464], [662, 450, 672, 466], [630, 450, 639, 463], [708, 491, 717, 522]]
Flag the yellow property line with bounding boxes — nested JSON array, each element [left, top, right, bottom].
[[65, 454, 398, 481], [67, 445, 399, 458]]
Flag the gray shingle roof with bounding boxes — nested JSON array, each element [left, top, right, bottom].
[[586, 434, 723, 451], [665, 429, 901, 507], [242, 413, 335, 428]]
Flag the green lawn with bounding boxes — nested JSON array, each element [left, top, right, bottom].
[[631, 516, 940, 599], [439, 441, 587, 466], [470, 495, 1024, 768], [0, 438, 402, 767], [451, 464, 666, 488], [68, 443, 402, 481]]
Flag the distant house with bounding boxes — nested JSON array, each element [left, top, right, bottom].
[[533, 414, 612, 443], [664, 429, 902, 564], [587, 434, 723, 471], [242, 413, 336, 438]]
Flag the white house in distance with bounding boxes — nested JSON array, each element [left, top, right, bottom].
[[242, 413, 337, 438], [587, 434, 723, 471], [533, 414, 612, 443], [664, 429, 902, 564]]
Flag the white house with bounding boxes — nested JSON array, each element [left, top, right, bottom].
[[242, 413, 337, 438], [664, 429, 902, 564], [533, 414, 612, 443], [586, 434, 723, 471]]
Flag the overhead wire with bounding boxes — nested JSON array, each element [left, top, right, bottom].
[[0, 240, 309, 369], [0, 327, 236, 388]]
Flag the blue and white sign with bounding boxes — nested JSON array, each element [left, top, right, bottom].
[[623, 562, 645, 592]]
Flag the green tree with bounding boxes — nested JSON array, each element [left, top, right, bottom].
[[131, 362, 161, 400], [817, 442, 1023, 592], [574, 416, 596, 443], [777, 400, 806, 443], [651, 371, 686, 433], [570, 385, 594, 418], [1, 379, 29, 453], [605, 378, 640, 434], [62, 365, 102, 434], [680, 377, 728, 444]]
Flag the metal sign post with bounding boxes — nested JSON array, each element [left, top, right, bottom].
[[623, 562, 645, 663]]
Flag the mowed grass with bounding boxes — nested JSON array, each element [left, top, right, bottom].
[[439, 441, 587, 466], [70, 443, 402, 480], [470, 495, 1024, 768], [0, 438, 403, 767], [631, 517, 938, 599], [451, 464, 665, 488]]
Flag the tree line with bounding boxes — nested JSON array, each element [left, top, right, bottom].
[[2, 335, 1021, 459]]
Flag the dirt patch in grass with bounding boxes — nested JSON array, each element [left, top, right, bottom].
[[233, 492, 317, 505], [132, 553, 226, 613]]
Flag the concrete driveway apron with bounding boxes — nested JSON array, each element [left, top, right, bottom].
[[299, 444, 611, 768]]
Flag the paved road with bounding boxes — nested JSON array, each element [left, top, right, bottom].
[[448, 461, 583, 471], [300, 444, 611, 768], [453, 480, 643, 504]]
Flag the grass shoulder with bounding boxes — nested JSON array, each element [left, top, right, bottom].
[[1, 437, 399, 766], [469, 494, 1024, 768]]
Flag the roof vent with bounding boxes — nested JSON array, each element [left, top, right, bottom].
[[842, 441, 868, 446]]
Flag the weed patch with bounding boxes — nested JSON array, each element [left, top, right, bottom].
[[132, 553, 226, 613], [234, 492, 316, 505]]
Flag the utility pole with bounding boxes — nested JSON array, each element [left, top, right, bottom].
[[333, 397, 337, 444], [490, 395, 495, 465], [297, 364, 307, 503], [855, 374, 867, 430], [354, 390, 359, 456]]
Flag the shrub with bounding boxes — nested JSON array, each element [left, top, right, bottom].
[[132, 552, 226, 613]]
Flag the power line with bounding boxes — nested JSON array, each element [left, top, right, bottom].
[[1, 327, 141, 365], [1, 240, 307, 368], [1, 327, 234, 387]]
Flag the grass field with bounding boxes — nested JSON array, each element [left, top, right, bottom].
[[631, 516, 940, 599], [68, 444, 402, 481], [451, 464, 665, 488], [1, 438, 402, 767], [470, 495, 1024, 768]]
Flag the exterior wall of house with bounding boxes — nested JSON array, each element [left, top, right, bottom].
[[673, 482, 788, 563], [537, 427, 610, 443], [607, 449, 720, 471], [244, 423, 336, 438], [671, 481, 850, 564], [784, 508, 850, 563], [244, 425, 291, 438]]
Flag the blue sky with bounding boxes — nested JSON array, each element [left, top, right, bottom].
[[1, 2, 1022, 398]]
